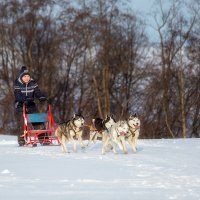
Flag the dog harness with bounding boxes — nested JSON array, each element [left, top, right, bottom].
[[113, 127, 126, 137], [69, 121, 82, 139], [60, 121, 82, 138], [126, 125, 140, 138]]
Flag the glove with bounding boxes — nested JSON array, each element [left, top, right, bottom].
[[39, 96, 47, 102], [47, 98, 52, 104]]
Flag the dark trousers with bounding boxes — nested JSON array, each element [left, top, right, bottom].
[[15, 104, 37, 145], [15, 112, 25, 144]]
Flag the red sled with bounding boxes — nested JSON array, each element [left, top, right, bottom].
[[23, 103, 60, 147]]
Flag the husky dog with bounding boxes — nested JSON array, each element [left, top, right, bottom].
[[126, 114, 140, 152], [87, 115, 115, 146], [55, 114, 85, 153], [108, 120, 129, 154]]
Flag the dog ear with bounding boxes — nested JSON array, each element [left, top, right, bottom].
[[111, 114, 116, 122], [134, 113, 137, 118]]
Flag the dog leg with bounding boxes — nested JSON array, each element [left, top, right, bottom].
[[102, 134, 117, 155], [108, 136, 118, 154], [134, 132, 139, 149], [101, 141, 106, 155], [133, 130, 139, 149], [93, 133, 99, 144], [87, 131, 95, 146], [61, 135, 69, 153], [116, 137, 124, 152], [75, 131, 85, 149], [121, 137, 128, 154], [110, 140, 117, 154], [101, 146, 106, 155], [101, 133, 110, 155], [133, 137, 138, 151], [68, 130, 77, 152], [78, 135, 85, 149], [101, 134, 107, 155], [72, 139, 77, 152], [111, 138, 120, 154], [127, 138, 136, 153]]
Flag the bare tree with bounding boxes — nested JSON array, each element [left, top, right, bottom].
[[144, 0, 198, 138]]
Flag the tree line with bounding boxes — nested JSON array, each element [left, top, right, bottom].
[[0, 0, 199, 138]]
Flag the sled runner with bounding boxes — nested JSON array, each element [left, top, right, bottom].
[[23, 103, 60, 147]]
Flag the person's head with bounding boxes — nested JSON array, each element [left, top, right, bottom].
[[19, 66, 31, 83], [21, 74, 31, 83]]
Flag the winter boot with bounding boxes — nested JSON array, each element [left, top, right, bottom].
[[18, 135, 25, 146]]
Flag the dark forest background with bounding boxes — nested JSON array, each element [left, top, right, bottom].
[[0, 0, 199, 138]]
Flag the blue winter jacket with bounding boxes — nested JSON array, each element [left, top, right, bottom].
[[14, 77, 46, 113]]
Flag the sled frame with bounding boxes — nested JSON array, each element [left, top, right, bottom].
[[23, 104, 60, 146]]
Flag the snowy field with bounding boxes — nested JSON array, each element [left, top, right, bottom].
[[0, 135, 200, 200]]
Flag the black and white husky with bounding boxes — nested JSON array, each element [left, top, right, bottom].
[[126, 114, 141, 152], [89, 116, 130, 155], [87, 115, 115, 146], [55, 114, 85, 153]]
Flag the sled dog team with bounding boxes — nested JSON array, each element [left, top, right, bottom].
[[55, 114, 141, 155]]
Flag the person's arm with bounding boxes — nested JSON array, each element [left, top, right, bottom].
[[33, 81, 46, 101], [14, 83, 26, 103]]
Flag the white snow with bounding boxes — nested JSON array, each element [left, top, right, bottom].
[[0, 135, 200, 200]]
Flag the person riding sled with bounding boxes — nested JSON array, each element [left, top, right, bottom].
[[14, 66, 47, 146]]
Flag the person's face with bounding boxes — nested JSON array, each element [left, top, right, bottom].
[[22, 75, 30, 83]]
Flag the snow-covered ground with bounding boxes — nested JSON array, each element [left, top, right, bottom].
[[0, 135, 200, 200]]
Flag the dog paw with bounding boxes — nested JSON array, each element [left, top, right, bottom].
[[132, 148, 136, 153], [101, 151, 106, 155], [62, 151, 70, 154], [112, 149, 118, 154]]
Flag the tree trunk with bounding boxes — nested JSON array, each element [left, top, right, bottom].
[[92, 75, 103, 118], [178, 69, 187, 138], [103, 66, 110, 117]]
